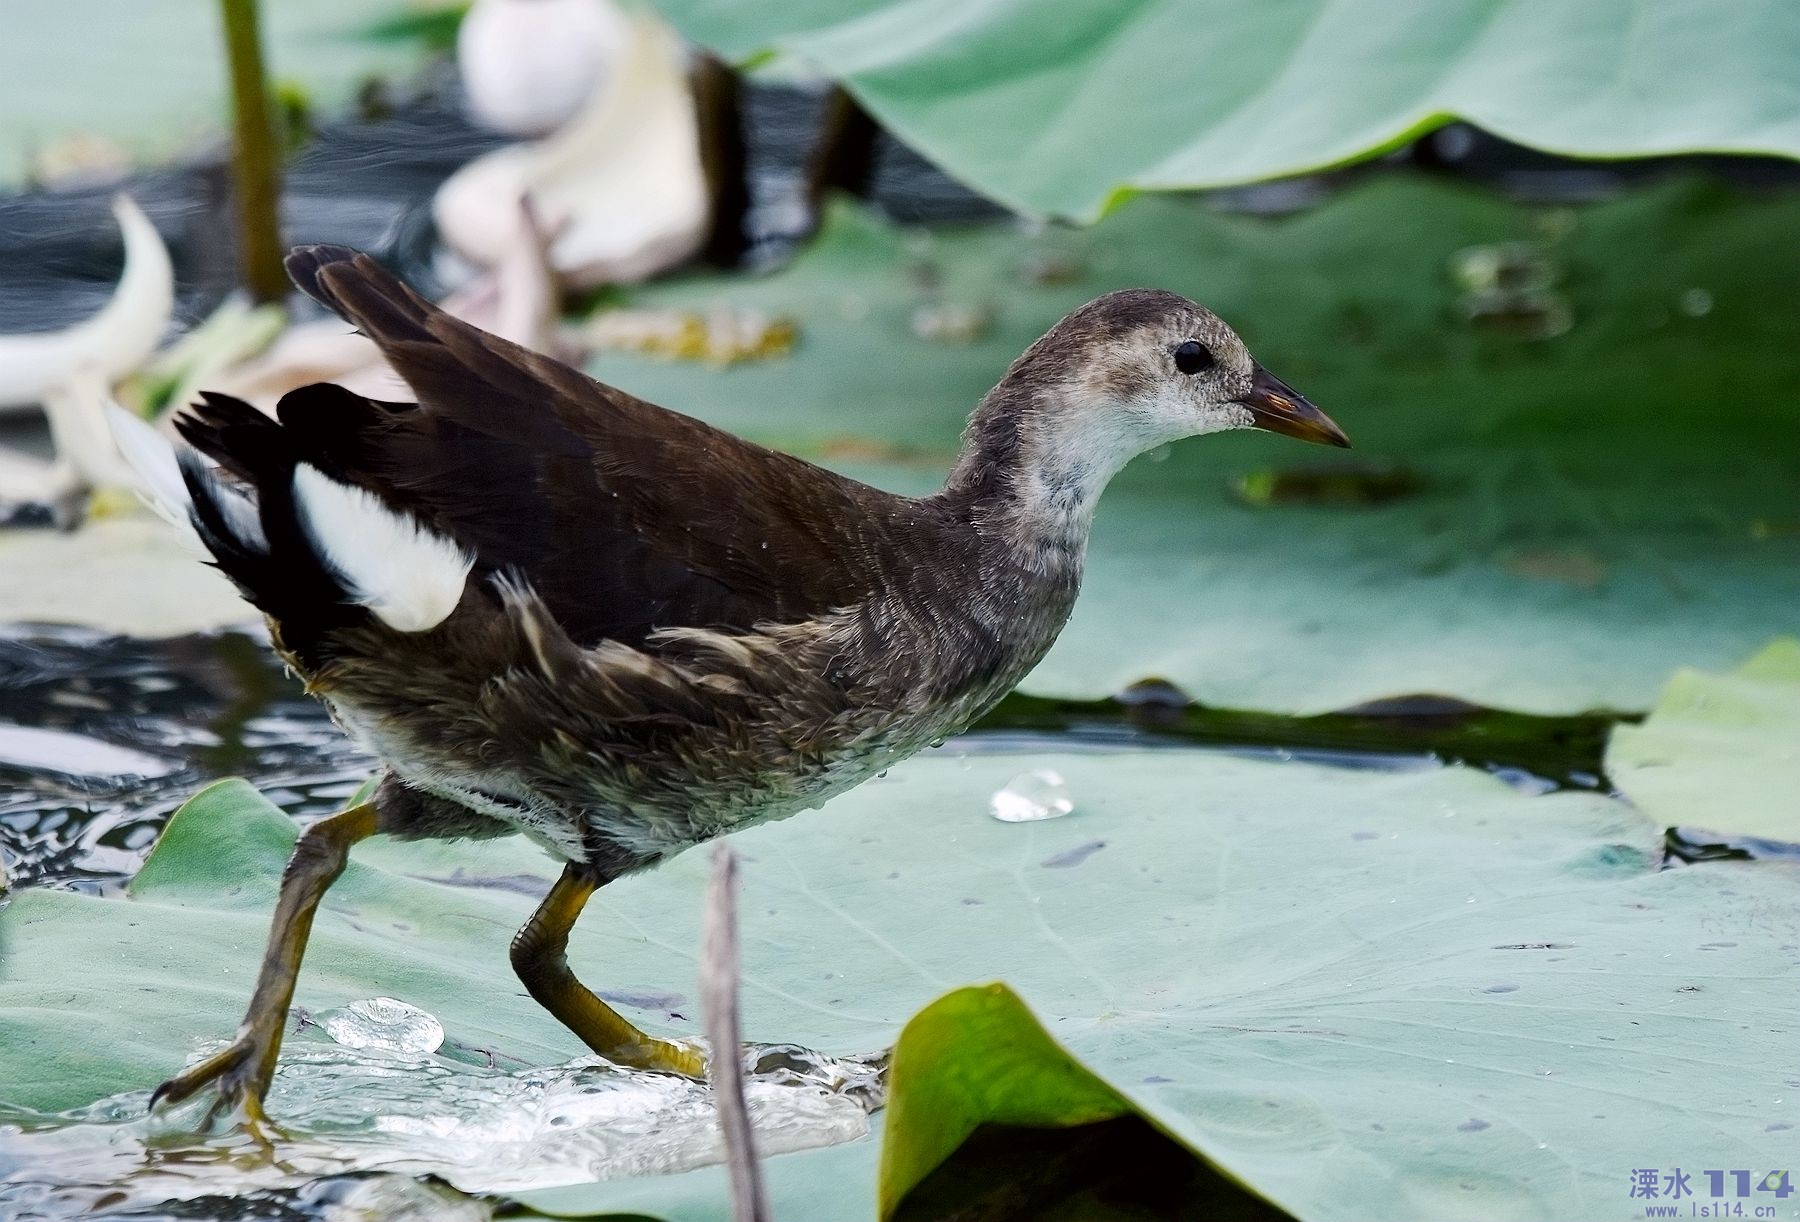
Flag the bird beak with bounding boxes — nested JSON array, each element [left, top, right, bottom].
[[1241, 365, 1350, 448]]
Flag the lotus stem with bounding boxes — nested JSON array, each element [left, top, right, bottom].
[[219, 0, 286, 303]]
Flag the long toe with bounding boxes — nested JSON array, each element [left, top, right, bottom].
[[149, 1037, 277, 1131]]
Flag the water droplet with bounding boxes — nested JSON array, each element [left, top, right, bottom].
[[1680, 288, 1713, 317], [989, 769, 1074, 823], [321, 997, 445, 1056]]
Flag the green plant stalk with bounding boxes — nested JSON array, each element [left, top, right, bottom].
[[219, 0, 286, 303]]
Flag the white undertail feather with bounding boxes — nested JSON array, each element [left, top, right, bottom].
[[106, 401, 270, 558], [104, 401, 204, 552], [293, 463, 473, 632]]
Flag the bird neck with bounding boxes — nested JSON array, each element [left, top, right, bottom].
[[936, 380, 1133, 571]]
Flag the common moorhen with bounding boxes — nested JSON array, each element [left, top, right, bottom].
[[111, 247, 1348, 1126]]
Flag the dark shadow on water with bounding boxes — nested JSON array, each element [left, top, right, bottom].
[[979, 682, 1620, 793]]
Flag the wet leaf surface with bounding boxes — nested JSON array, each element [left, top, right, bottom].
[[3, 751, 1793, 1221], [1608, 638, 1800, 844]]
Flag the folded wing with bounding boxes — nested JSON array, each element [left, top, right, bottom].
[[209, 246, 903, 652]]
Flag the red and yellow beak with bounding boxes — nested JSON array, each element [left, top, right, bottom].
[[1241, 365, 1350, 448]]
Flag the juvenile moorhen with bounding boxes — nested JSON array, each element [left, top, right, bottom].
[[111, 247, 1347, 1126]]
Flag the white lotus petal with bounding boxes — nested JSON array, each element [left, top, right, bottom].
[[458, 0, 631, 138], [41, 368, 141, 492], [0, 194, 174, 413], [435, 9, 708, 289]]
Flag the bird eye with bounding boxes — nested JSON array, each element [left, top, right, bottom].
[[1173, 339, 1214, 375]]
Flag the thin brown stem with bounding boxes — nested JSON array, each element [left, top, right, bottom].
[[703, 845, 768, 1222], [219, 0, 286, 303]]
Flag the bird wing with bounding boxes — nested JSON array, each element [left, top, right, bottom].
[[272, 245, 902, 648]]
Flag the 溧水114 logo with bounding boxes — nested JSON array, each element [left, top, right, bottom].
[[1630, 1169, 1793, 1219]]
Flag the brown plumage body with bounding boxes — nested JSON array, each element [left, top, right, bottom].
[[127, 246, 1346, 1120]]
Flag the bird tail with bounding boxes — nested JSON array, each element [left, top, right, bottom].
[[106, 390, 471, 666]]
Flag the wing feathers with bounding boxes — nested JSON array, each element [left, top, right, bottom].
[[273, 245, 911, 648]]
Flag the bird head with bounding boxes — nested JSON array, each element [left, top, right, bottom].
[[1021, 288, 1349, 459]]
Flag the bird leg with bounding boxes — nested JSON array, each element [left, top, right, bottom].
[[150, 801, 379, 1129], [511, 863, 708, 1077]]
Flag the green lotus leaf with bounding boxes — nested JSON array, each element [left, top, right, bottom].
[[3, 752, 1794, 1221], [651, 0, 1800, 219], [1607, 638, 1800, 844]]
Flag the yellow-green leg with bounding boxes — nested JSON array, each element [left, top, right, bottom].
[[150, 802, 379, 1130], [512, 864, 708, 1077]]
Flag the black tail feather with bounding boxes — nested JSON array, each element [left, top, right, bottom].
[[172, 391, 364, 664]]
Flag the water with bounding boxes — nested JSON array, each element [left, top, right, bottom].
[[0, 628, 371, 895], [988, 768, 1074, 823], [319, 1000, 444, 1058], [0, 1028, 880, 1218]]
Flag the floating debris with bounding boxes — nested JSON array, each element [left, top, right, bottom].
[[1450, 242, 1572, 341], [1016, 247, 1084, 286], [1459, 289, 1574, 341], [26, 133, 131, 189], [580, 307, 798, 366], [1450, 242, 1558, 295], [1503, 547, 1608, 590], [911, 300, 992, 344], [989, 768, 1074, 823], [1680, 288, 1714, 317], [1232, 462, 1425, 509], [321, 998, 446, 1057]]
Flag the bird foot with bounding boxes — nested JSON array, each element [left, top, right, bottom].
[[607, 1034, 710, 1079], [149, 1034, 282, 1138]]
